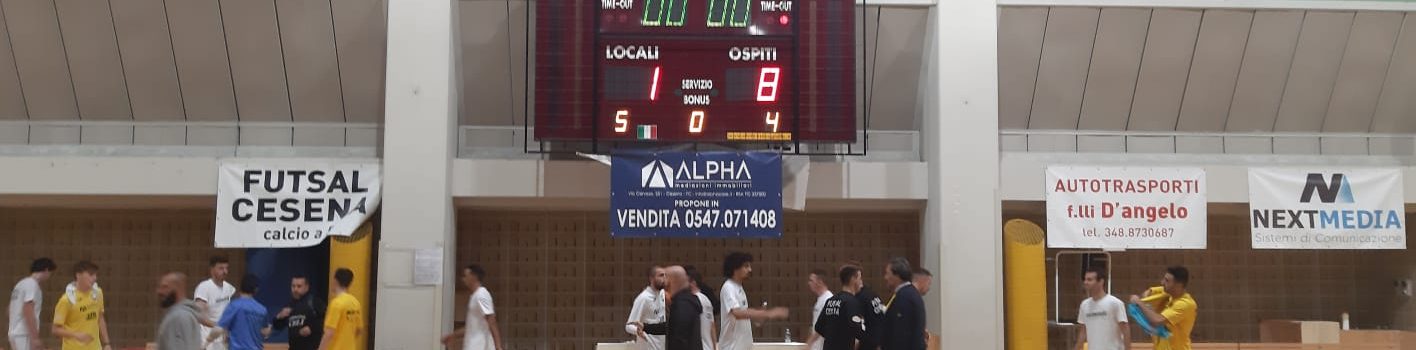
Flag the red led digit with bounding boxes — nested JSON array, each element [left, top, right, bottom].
[[689, 110, 706, 133], [649, 66, 661, 101], [756, 67, 781, 102]]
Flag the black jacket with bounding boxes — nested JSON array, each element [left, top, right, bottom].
[[644, 288, 703, 350], [855, 286, 887, 350], [815, 291, 865, 350], [881, 284, 926, 350], [273, 294, 326, 350]]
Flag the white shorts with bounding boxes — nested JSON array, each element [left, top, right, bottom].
[[9, 336, 32, 350]]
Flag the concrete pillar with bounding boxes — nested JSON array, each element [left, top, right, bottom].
[[920, 0, 1002, 348], [374, 0, 462, 348]]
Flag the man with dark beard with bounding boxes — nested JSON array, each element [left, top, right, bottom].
[[155, 273, 203, 350], [643, 266, 701, 350], [273, 275, 324, 350]]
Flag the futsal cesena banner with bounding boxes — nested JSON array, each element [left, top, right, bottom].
[[1249, 168, 1406, 249], [215, 161, 382, 248], [1046, 167, 1207, 249]]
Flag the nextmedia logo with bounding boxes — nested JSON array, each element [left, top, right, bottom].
[[1300, 173, 1354, 204], [1252, 172, 1402, 230]]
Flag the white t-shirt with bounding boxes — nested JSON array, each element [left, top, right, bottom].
[[463, 286, 497, 350], [695, 292, 715, 350], [8, 277, 41, 338], [719, 280, 752, 350], [810, 291, 833, 350], [626, 287, 666, 350], [1077, 295, 1128, 350], [195, 279, 236, 348]]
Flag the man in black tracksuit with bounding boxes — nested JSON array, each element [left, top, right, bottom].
[[855, 282, 887, 350], [272, 275, 325, 350], [644, 266, 703, 350], [816, 265, 866, 350]]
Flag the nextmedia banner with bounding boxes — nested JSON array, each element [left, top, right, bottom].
[[611, 151, 782, 238], [216, 161, 382, 248], [1249, 168, 1406, 249], [1046, 167, 1207, 249]]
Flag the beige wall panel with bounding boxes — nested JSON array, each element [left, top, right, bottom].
[[1028, 7, 1098, 129], [460, 2, 524, 126], [1176, 10, 1252, 132], [276, 0, 344, 122], [0, 3, 25, 119], [55, 0, 131, 120], [1323, 12, 1403, 133], [1226, 10, 1303, 132], [331, 0, 385, 123], [1, 0, 78, 119], [998, 7, 1048, 130], [1274, 11, 1353, 132], [111, 0, 184, 120], [867, 8, 927, 130], [166, 0, 236, 121], [1076, 8, 1149, 130], [1372, 13, 1416, 134], [1127, 8, 1201, 131], [220, 0, 291, 121]]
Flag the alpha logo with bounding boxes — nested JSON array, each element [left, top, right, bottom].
[[1300, 173, 1354, 204], [642, 160, 675, 188]]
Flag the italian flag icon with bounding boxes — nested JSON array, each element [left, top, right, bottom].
[[637, 125, 658, 140]]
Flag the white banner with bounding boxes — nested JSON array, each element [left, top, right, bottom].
[[1249, 168, 1406, 249], [1046, 167, 1207, 249], [215, 161, 382, 248]]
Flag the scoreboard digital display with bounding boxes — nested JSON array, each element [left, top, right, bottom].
[[534, 0, 856, 143]]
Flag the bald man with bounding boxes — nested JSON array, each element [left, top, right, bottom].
[[156, 273, 203, 350], [644, 266, 703, 350]]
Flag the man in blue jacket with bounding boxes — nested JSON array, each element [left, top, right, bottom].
[[880, 258, 925, 350]]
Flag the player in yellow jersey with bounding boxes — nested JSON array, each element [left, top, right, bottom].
[[318, 269, 363, 350], [51, 261, 110, 350], [1129, 266, 1197, 350]]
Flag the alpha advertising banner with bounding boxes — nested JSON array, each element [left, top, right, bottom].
[[611, 151, 782, 238], [1249, 168, 1406, 249], [216, 161, 382, 248], [1046, 167, 1207, 249]]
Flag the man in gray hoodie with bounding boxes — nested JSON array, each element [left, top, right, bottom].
[[156, 272, 203, 350]]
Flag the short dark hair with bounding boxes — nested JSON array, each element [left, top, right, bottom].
[[810, 269, 830, 282], [465, 264, 486, 280], [888, 257, 913, 282], [291, 273, 308, 282], [210, 256, 229, 267], [30, 258, 56, 273], [334, 268, 354, 288], [240, 274, 260, 294], [73, 261, 99, 275], [1084, 267, 1107, 282], [838, 265, 861, 285], [1166, 266, 1190, 286], [646, 265, 661, 278], [723, 252, 753, 278], [684, 265, 703, 286], [915, 268, 932, 278]]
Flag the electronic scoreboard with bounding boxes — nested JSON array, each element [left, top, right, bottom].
[[534, 0, 856, 143]]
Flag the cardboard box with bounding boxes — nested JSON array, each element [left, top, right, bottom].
[[1260, 320, 1342, 344]]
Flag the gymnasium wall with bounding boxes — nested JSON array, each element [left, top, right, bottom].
[[0, 208, 247, 348], [454, 209, 923, 350]]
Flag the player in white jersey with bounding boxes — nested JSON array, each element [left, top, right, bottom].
[[627, 266, 667, 350], [9, 258, 56, 350], [195, 256, 236, 350], [718, 252, 788, 350], [442, 265, 503, 350]]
